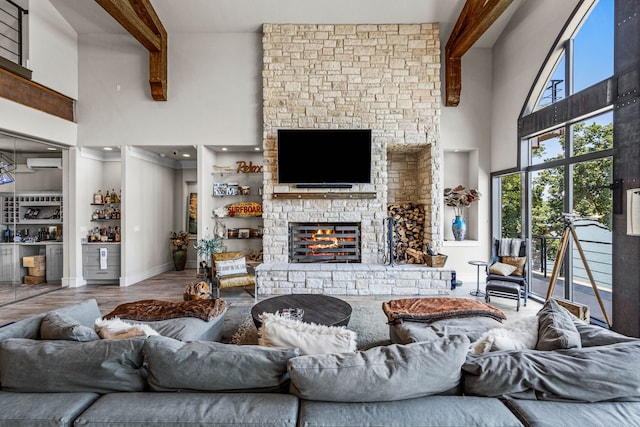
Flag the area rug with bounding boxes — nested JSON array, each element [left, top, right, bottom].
[[223, 303, 391, 350]]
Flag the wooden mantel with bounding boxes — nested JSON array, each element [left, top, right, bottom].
[[96, 0, 168, 101], [445, 0, 512, 106]]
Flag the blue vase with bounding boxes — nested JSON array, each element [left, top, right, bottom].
[[452, 216, 467, 241]]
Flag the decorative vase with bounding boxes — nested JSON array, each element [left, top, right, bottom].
[[172, 249, 187, 271], [452, 216, 467, 241]]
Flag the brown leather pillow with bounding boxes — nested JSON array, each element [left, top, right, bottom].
[[501, 256, 526, 276]]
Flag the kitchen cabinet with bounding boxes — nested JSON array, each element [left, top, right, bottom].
[[46, 244, 63, 283], [0, 245, 18, 282], [82, 243, 121, 284]]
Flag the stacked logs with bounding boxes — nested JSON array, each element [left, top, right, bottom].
[[387, 203, 426, 264]]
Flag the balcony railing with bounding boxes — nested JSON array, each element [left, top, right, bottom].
[[0, 0, 27, 66], [530, 229, 612, 323]]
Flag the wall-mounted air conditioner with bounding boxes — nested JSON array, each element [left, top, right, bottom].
[[26, 158, 62, 169]]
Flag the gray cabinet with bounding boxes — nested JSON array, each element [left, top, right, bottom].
[[0, 245, 18, 283], [45, 244, 63, 283], [82, 243, 121, 284]]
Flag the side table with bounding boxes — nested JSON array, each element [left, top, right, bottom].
[[468, 260, 487, 297]]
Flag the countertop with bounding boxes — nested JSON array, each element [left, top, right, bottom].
[[0, 241, 63, 245]]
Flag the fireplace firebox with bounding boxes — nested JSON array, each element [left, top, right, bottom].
[[289, 222, 361, 263]]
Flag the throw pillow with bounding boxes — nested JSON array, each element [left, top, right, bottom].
[[470, 315, 538, 354], [259, 313, 357, 355], [287, 335, 471, 402], [40, 311, 100, 342], [501, 256, 526, 276], [488, 262, 517, 277], [0, 338, 146, 393], [572, 318, 638, 347], [536, 298, 581, 351], [215, 257, 247, 276], [94, 317, 159, 339], [144, 335, 299, 392]]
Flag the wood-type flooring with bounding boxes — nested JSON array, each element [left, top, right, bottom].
[[0, 268, 541, 326]]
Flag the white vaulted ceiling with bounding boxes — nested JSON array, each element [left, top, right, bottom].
[[50, 0, 521, 48]]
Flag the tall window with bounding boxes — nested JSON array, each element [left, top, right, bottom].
[[500, 0, 615, 325]]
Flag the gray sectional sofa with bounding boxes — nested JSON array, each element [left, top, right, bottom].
[[0, 298, 639, 427]]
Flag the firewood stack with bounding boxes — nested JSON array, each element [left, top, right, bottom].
[[387, 203, 426, 263]]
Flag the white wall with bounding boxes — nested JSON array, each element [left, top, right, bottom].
[[490, 0, 581, 172], [29, 0, 78, 99], [121, 148, 177, 285], [440, 48, 492, 281], [77, 32, 262, 148]]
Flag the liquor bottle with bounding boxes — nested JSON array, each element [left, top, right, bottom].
[[104, 190, 111, 204], [94, 190, 103, 204]]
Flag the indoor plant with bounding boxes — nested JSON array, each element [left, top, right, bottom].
[[444, 185, 481, 241], [193, 236, 222, 276], [170, 231, 191, 271]]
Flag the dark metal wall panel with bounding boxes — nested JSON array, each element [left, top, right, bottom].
[[612, 0, 640, 337], [519, 79, 615, 138]]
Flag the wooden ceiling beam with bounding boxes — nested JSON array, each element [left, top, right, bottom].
[[96, 0, 167, 101], [445, 0, 512, 106]]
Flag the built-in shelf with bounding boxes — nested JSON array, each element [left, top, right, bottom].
[[442, 240, 480, 247], [273, 192, 376, 200]]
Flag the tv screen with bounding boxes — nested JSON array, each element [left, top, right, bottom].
[[277, 129, 372, 186]]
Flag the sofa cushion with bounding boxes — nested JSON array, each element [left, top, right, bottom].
[[0, 391, 100, 427], [126, 314, 227, 341], [573, 318, 638, 347], [144, 335, 299, 392], [389, 316, 504, 345], [40, 312, 100, 342], [536, 298, 581, 351], [0, 299, 101, 342], [74, 392, 300, 427], [259, 312, 357, 355], [0, 338, 146, 393], [288, 335, 470, 402], [463, 340, 640, 402], [505, 399, 640, 427], [488, 262, 517, 276], [299, 396, 523, 427]]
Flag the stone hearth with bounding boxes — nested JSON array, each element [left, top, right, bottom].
[[257, 22, 451, 296]]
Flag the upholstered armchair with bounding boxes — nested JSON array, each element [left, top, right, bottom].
[[485, 238, 528, 310], [209, 251, 257, 298]]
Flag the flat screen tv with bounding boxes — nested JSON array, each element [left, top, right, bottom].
[[277, 129, 372, 187]]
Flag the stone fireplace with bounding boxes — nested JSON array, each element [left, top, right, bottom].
[[257, 23, 451, 296]]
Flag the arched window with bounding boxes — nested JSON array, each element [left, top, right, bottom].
[[496, 0, 615, 325]]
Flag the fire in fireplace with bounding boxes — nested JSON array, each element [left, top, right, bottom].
[[289, 223, 361, 263]]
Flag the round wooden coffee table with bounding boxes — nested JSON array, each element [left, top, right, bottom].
[[251, 294, 352, 329]]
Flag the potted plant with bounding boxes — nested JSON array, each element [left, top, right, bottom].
[[169, 231, 191, 271], [444, 185, 481, 241], [193, 236, 222, 276]]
